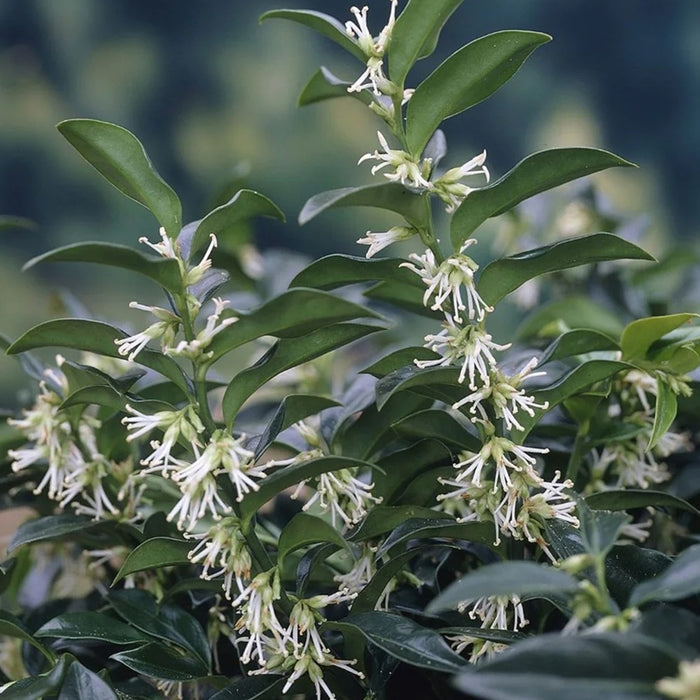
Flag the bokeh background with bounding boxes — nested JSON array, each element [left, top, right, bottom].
[[1, 0, 699, 399]]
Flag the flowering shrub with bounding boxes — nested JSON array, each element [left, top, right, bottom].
[[2, 2, 700, 699]]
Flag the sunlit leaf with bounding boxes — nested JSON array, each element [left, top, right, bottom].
[[57, 119, 181, 237], [620, 313, 700, 361]]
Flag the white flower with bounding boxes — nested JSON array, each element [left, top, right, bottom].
[[139, 227, 179, 259], [401, 241, 493, 322], [345, 2, 398, 95], [595, 438, 670, 490], [333, 543, 377, 597], [415, 315, 510, 389], [114, 302, 181, 361], [184, 233, 218, 286], [432, 150, 490, 213], [167, 471, 232, 532], [356, 225, 415, 258], [358, 131, 432, 189]]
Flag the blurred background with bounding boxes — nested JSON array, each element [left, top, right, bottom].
[[1, 0, 699, 399]]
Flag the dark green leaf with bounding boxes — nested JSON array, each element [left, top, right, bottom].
[[364, 279, 439, 318], [350, 504, 448, 542], [376, 365, 464, 411], [60, 385, 126, 411], [0, 215, 36, 232], [57, 119, 181, 237], [209, 676, 287, 700], [586, 490, 700, 518], [36, 612, 149, 645], [222, 323, 382, 425], [23, 242, 182, 292], [0, 610, 55, 662], [606, 546, 672, 609], [58, 661, 118, 700], [391, 409, 481, 451], [478, 234, 654, 306], [260, 10, 366, 61], [426, 562, 578, 614], [577, 500, 630, 558], [299, 183, 428, 229], [451, 148, 635, 247], [362, 347, 440, 378], [111, 642, 208, 681], [632, 605, 700, 661], [539, 329, 620, 365], [0, 654, 69, 700], [188, 190, 284, 260], [406, 31, 550, 155], [630, 543, 700, 606], [298, 66, 372, 107], [338, 611, 467, 672], [113, 537, 192, 584], [388, 0, 464, 85], [8, 514, 99, 554], [621, 313, 700, 361], [277, 513, 348, 568]]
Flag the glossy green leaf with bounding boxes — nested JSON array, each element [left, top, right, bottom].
[[108, 589, 210, 671], [58, 662, 118, 700], [260, 9, 366, 61], [23, 242, 182, 292], [60, 385, 127, 411], [630, 543, 700, 606], [364, 279, 439, 318], [606, 546, 672, 609], [478, 234, 654, 306], [513, 360, 630, 439], [362, 347, 439, 378], [0, 215, 35, 232], [188, 189, 284, 260], [208, 288, 380, 364], [388, 0, 464, 85], [113, 537, 192, 584], [577, 500, 630, 558], [451, 147, 635, 246], [299, 183, 428, 228], [239, 456, 374, 525], [426, 562, 578, 614], [406, 31, 550, 155], [0, 610, 55, 662], [539, 329, 620, 365], [587, 489, 700, 517], [111, 642, 208, 681], [7, 319, 190, 393], [338, 612, 467, 672], [7, 514, 99, 554], [376, 365, 464, 411], [631, 605, 700, 661], [620, 313, 700, 361], [349, 504, 448, 542], [290, 254, 418, 291], [647, 378, 678, 451], [36, 611, 148, 645], [298, 66, 371, 106], [209, 676, 287, 700], [222, 322, 382, 425], [0, 654, 70, 700], [57, 119, 181, 237], [277, 513, 348, 568], [391, 409, 481, 452]]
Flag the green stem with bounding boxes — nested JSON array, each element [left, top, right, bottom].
[[566, 419, 590, 485]]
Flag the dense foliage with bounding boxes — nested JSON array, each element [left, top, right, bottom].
[[1, 3, 700, 699]]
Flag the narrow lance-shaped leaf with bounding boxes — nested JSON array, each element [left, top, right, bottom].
[[57, 119, 181, 237], [58, 662, 119, 700], [586, 489, 700, 518], [0, 610, 56, 663], [23, 242, 182, 292], [113, 537, 192, 584], [0, 215, 36, 231], [539, 329, 620, 365], [8, 514, 100, 554], [620, 313, 700, 361], [451, 148, 636, 248], [477, 233, 655, 306], [277, 513, 348, 568], [406, 31, 551, 156], [36, 612, 148, 646], [298, 66, 372, 107], [299, 183, 428, 229], [647, 378, 678, 451], [260, 10, 366, 61], [111, 642, 208, 681], [388, 0, 464, 85]]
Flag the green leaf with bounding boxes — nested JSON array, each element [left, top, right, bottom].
[[0, 654, 70, 700], [113, 537, 192, 584], [337, 612, 467, 673], [23, 242, 182, 292], [60, 385, 126, 412], [513, 359, 630, 439], [260, 10, 366, 62], [277, 513, 348, 568], [629, 543, 700, 607], [209, 676, 287, 700], [108, 589, 210, 671], [388, 0, 464, 85], [376, 365, 464, 411], [391, 409, 481, 452], [57, 119, 181, 237], [477, 234, 654, 306], [362, 347, 440, 378], [239, 456, 374, 525], [647, 379, 678, 451], [349, 504, 448, 542], [451, 148, 635, 247], [36, 611, 149, 645], [7, 514, 99, 554], [0, 215, 36, 232], [187, 189, 284, 260], [299, 183, 428, 229], [222, 322, 382, 425], [577, 500, 630, 558], [606, 546, 672, 609], [620, 313, 700, 361], [0, 610, 55, 662], [111, 642, 208, 681], [290, 254, 417, 291], [406, 31, 550, 155], [586, 489, 700, 517], [58, 661, 118, 700], [539, 329, 620, 365], [298, 66, 372, 107], [426, 562, 578, 614], [364, 279, 439, 318]]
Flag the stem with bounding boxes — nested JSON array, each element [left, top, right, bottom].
[[566, 419, 590, 485]]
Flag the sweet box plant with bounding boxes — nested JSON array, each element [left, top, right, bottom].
[[1, 2, 700, 699]]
